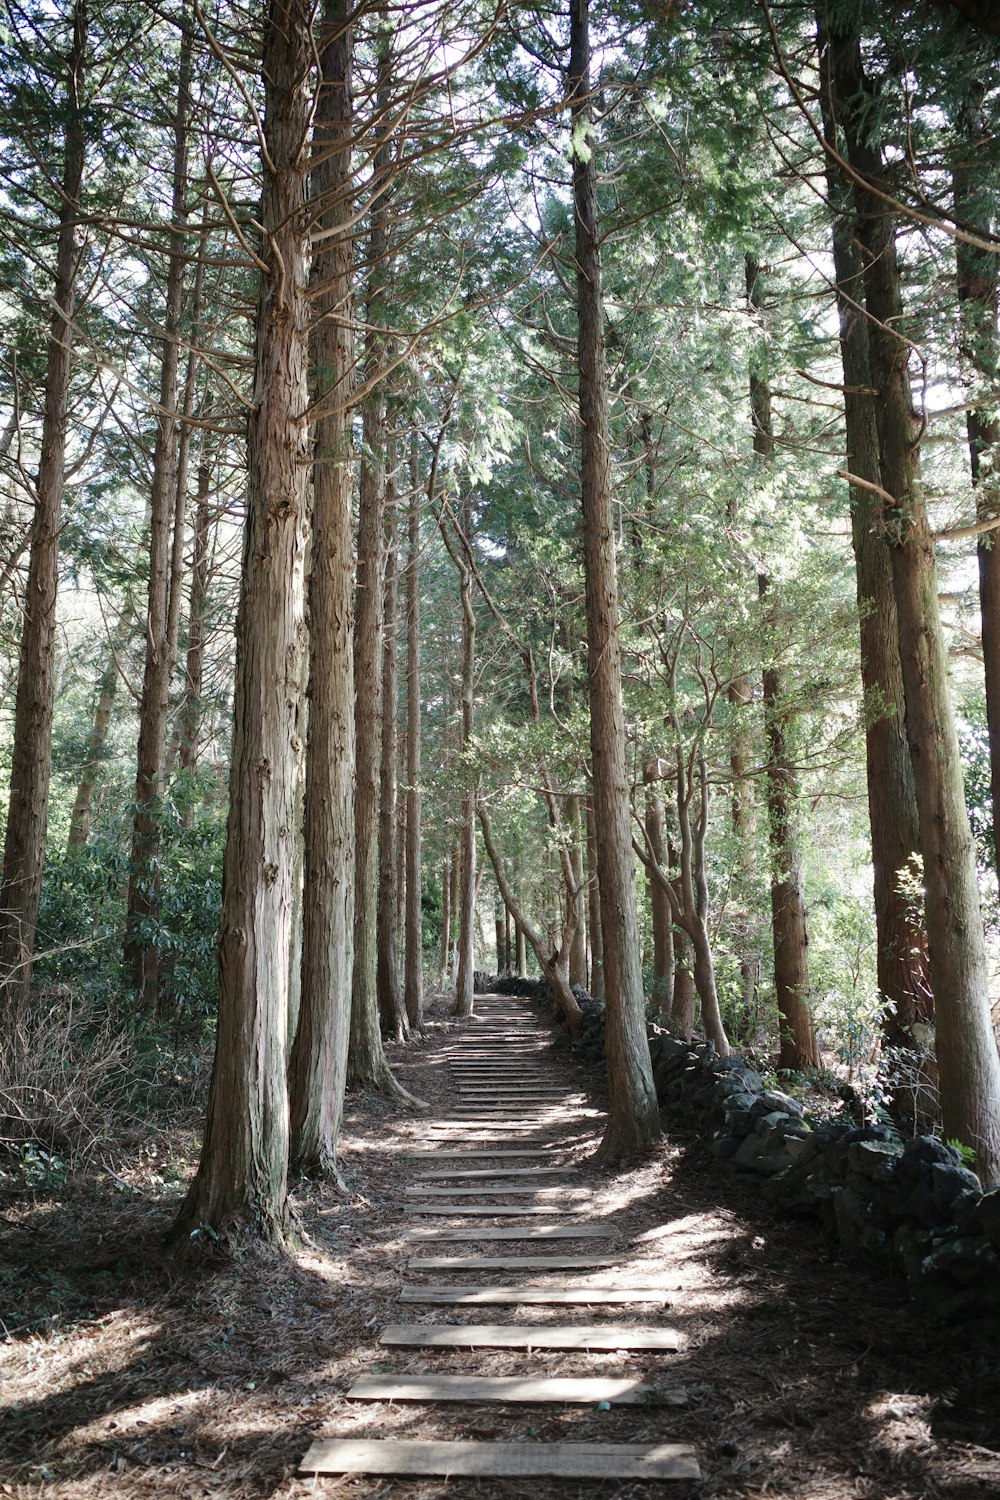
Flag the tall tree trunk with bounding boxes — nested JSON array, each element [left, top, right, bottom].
[[439, 854, 451, 982], [377, 461, 406, 1039], [346, 42, 413, 1104], [287, 0, 356, 1179], [172, 0, 312, 1245], [585, 798, 604, 1001], [177, 423, 213, 790], [404, 436, 424, 1027], [566, 793, 588, 987], [643, 762, 672, 1020], [0, 0, 87, 991], [480, 805, 582, 1031], [124, 13, 192, 1008], [827, 13, 1000, 1182], [452, 512, 476, 1017], [67, 614, 127, 850], [747, 255, 819, 1072], [728, 675, 759, 1022], [954, 86, 1000, 896], [817, 17, 932, 1043], [670, 931, 697, 1040], [569, 0, 659, 1158]]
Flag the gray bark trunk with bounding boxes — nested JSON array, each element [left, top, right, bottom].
[[404, 436, 424, 1026], [287, 0, 356, 1178], [746, 254, 819, 1072], [0, 0, 87, 991], [172, 0, 313, 1244], [377, 463, 406, 1039], [817, 16, 932, 1042], [452, 514, 476, 1017], [828, 14, 1000, 1182], [125, 14, 193, 1008], [569, 0, 659, 1158]]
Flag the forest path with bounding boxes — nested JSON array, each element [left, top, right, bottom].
[[299, 996, 700, 1484], [3, 994, 998, 1500]]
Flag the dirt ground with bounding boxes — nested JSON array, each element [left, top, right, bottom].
[[2, 995, 999, 1499]]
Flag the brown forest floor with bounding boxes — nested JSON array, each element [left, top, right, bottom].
[[2, 994, 999, 1500]]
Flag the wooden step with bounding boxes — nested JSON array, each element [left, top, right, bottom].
[[345, 1373, 683, 1405], [380, 1322, 678, 1350], [299, 1438, 699, 1480], [407, 1253, 618, 1270], [405, 1203, 586, 1216], [405, 1223, 618, 1241], [402, 1184, 587, 1197], [399, 1284, 671, 1305], [411, 1166, 579, 1180], [402, 1150, 562, 1160]]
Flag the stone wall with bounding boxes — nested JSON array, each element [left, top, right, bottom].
[[557, 995, 1000, 1318], [651, 1027, 1000, 1316]]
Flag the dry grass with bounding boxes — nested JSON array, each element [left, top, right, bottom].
[[0, 989, 140, 1167], [1, 994, 998, 1499]]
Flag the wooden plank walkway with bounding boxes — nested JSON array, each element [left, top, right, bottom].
[[297, 996, 700, 1485]]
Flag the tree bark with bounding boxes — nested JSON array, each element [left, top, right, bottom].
[[569, 0, 659, 1159], [643, 762, 672, 1020], [377, 461, 406, 1039], [404, 435, 424, 1027], [636, 749, 730, 1055], [287, 0, 356, 1179], [954, 86, 1000, 900], [346, 45, 414, 1105], [480, 804, 583, 1032], [177, 422, 213, 792], [817, 15, 932, 1043], [670, 929, 696, 1039], [124, 12, 193, 1008], [67, 614, 127, 850], [827, 13, 1000, 1182], [566, 794, 588, 987], [439, 854, 451, 982], [746, 254, 819, 1072], [585, 797, 604, 1000], [172, 0, 312, 1245], [0, 0, 87, 992], [452, 510, 477, 1017]]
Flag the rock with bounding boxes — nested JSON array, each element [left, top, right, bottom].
[[711, 1135, 740, 1161], [785, 1134, 820, 1164], [922, 1235, 1000, 1288], [900, 1135, 962, 1175], [975, 1187, 1000, 1250], [848, 1140, 902, 1179], [759, 1088, 804, 1117], [931, 1162, 982, 1214]]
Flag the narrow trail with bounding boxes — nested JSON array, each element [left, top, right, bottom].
[[301, 995, 700, 1484], [3, 993, 997, 1499]]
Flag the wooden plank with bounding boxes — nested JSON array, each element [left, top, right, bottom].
[[407, 1253, 619, 1270], [379, 1323, 678, 1351], [403, 1184, 587, 1196], [404, 1223, 619, 1241], [298, 1439, 699, 1481], [402, 1150, 561, 1160], [411, 1166, 579, 1180], [457, 1088, 568, 1096], [399, 1285, 671, 1305], [345, 1374, 684, 1405], [405, 1203, 586, 1216]]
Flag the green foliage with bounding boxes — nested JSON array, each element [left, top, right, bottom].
[[36, 778, 224, 1016]]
